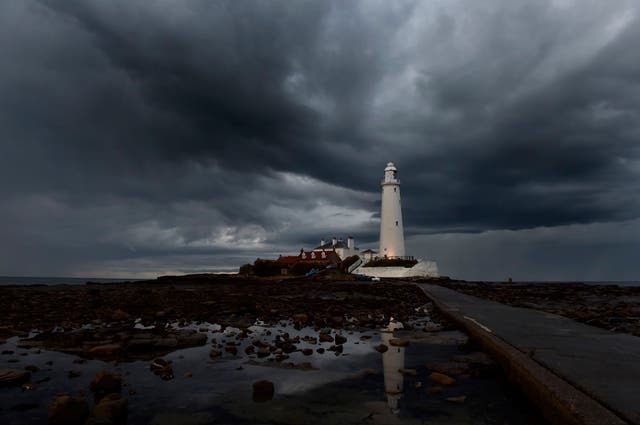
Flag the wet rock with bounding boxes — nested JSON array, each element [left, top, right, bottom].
[[0, 368, 30, 386], [389, 338, 409, 347], [425, 361, 469, 375], [68, 370, 82, 379], [292, 313, 308, 324], [281, 342, 297, 353], [374, 344, 388, 353], [363, 369, 378, 375], [224, 345, 238, 356], [88, 344, 122, 359], [319, 333, 334, 343], [302, 348, 313, 356], [257, 347, 271, 358], [316, 348, 325, 354], [184, 371, 193, 378], [150, 358, 174, 380], [423, 324, 443, 332], [360, 335, 372, 341], [48, 394, 89, 425], [328, 344, 343, 354], [446, 395, 467, 403], [21, 382, 36, 391], [428, 386, 443, 394], [252, 380, 274, 402], [209, 349, 222, 358], [244, 345, 255, 355], [90, 370, 122, 393], [302, 336, 317, 345], [399, 368, 417, 376], [428, 372, 456, 386], [274, 354, 289, 362], [24, 364, 39, 373], [93, 392, 128, 423], [176, 332, 207, 347], [330, 316, 344, 327], [111, 309, 130, 321], [154, 338, 178, 348], [334, 334, 347, 345], [2, 350, 15, 355]]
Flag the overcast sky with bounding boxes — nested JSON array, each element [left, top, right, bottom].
[[1, 0, 639, 280]]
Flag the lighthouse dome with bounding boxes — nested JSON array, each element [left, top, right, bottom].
[[385, 162, 396, 171]]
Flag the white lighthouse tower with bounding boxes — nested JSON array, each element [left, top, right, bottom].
[[379, 162, 406, 258]]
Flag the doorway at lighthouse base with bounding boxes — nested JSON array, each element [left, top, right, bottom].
[[352, 259, 439, 278]]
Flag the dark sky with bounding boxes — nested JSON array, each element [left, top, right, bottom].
[[1, 0, 639, 280]]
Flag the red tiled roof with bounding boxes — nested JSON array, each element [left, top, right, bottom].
[[277, 255, 300, 264]]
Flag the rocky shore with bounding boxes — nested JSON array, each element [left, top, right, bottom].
[[0, 274, 438, 360], [436, 280, 640, 336]]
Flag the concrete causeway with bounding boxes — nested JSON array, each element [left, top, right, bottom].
[[418, 284, 640, 425]]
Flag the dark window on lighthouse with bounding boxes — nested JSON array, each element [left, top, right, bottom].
[[394, 188, 396, 192], [395, 221, 398, 226]]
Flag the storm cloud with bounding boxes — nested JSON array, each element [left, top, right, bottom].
[[1, 0, 639, 279]]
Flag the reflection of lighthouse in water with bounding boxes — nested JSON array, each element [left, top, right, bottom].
[[381, 324, 406, 413]]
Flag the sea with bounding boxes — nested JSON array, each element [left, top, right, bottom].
[[0, 275, 639, 286]]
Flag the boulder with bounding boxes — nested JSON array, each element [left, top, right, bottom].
[[252, 380, 275, 402], [90, 370, 122, 393], [389, 339, 409, 347], [334, 334, 347, 345], [319, 333, 334, 343], [374, 344, 388, 353], [93, 393, 128, 423], [302, 348, 313, 356], [48, 394, 89, 425]]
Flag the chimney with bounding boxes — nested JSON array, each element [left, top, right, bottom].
[[347, 236, 354, 250], [332, 237, 337, 246]]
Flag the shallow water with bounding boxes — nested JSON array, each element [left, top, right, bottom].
[[0, 320, 545, 424]]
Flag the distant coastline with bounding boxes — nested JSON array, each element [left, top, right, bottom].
[[0, 276, 136, 286], [0, 274, 638, 286]]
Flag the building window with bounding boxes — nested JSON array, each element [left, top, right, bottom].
[[395, 221, 398, 226], [394, 187, 396, 192]]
